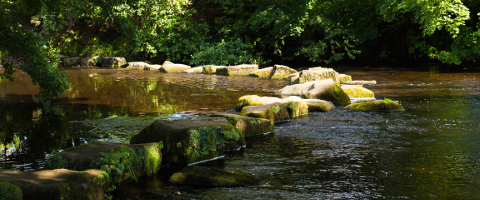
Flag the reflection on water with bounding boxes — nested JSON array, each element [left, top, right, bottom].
[[2, 66, 480, 199]]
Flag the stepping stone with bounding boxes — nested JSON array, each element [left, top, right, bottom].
[[210, 112, 274, 137], [169, 165, 262, 187], [341, 85, 375, 98], [101, 57, 127, 68], [45, 142, 162, 184], [302, 79, 351, 105], [184, 66, 203, 73], [63, 57, 82, 67], [203, 65, 225, 74], [81, 56, 100, 67], [130, 117, 245, 166], [0, 169, 109, 200], [240, 103, 290, 121], [250, 67, 273, 79], [216, 64, 259, 76], [270, 65, 297, 80], [159, 62, 191, 73], [342, 80, 377, 85], [344, 99, 405, 111]]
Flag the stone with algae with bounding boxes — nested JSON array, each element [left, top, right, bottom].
[[101, 57, 127, 68], [216, 64, 259, 76], [130, 117, 245, 166], [209, 112, 274, 137], [159, 61, 191, 73], [235, 95, 334, 112], [341, 85, 375, 98], [44, 142, 162, 184], [240, 103, 290, 121], [344, 99, 405, 111]]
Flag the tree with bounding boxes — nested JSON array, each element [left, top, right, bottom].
[[0, 0, 70, 99]]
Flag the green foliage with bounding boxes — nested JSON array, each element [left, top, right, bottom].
[[94, 147, 144, 183], [190, 39, 266, 66], [0, 182, 23, 200], [0, 24, 70, 99], [272, 105, 280, 114], [222, 128, 240, 141]]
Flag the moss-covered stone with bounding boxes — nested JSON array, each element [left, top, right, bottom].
[[277, 81, 316, 98], [45, 142, 162, 184], [250, 67, 273, 79], [338, 74, 352, 83], [303, 79, 351, 105], [240, 103, 290, 121], [284, 101, 309, 118], [63, 57, 82, 67], [101, 57, 127, 68], [130, 117, 245, 166], [0, 182, 22, 200], [209, 112, 274, 137], [169, 165, 262, 187], [81, 56, 100, 67], [341, 85, 375, 98], [235, 95, 262, 111], [202, 65, 224, 74], [344, 99, 405, 111], [160, 63, 191, 73], [296, 69, 339, 84], [270, 65, 297, 80], [0, 169, 109, 200], [216, 64, 259, 76]]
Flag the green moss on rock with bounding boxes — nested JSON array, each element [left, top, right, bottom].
[[344, 100, 405, 111], [210, 112, 274, 137], [235, 95, 262, 111], [169, 165, 263, 187], [130, 117, 244, 166], [284, 101, 309, 118], [250, 67, 273, 79], [341, 85, 375, 98], [0, 182, 23, 200], [240, 103, 290, 121], [216, 64, 259, 76]]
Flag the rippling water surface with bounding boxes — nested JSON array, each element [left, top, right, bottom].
[[1, 65, 480, 199]]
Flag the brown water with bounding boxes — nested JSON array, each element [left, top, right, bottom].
[[1, 65, 480, 199]]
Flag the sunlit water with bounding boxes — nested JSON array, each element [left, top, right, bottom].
[[1, 65, 480, 199]]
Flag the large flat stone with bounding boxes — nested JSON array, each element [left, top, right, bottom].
[[160, 63, 191, 73], [270, 65, 297, 80], [0, 169, 109, 200], [210, 112, 274, 137], [101, 57, 127, 68], [341, 85, 375, 98], [240, 103, 290, 121], [81, 56, 100, 67], [130, 117, 245, 166], [344, 100, 405, 111], [202, 65, 224, 74], [296, 68, 339, 84], [250, 67, 273, 79], [63, 57, 82, 67], [235, 95, 334, 112], [216, 64, 259, 76], [303, 79, 351, 105], [45, 142, 162, 184]]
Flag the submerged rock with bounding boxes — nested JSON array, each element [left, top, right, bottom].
[[63, 57, 82, 67], [303, 79, 351, 105], [45, 142, 162, 184], [210, 112, 274, 137], [270, 65, 297, 80], [341, 85, 375, 98], [240, 103, 290, 121], [0, 169, 109, 200], [344, 99, 405, 111], [130, 117, 245, 166], [216, 64, 259, 76], [160, 62, 191, 73], [250, 67, 273, 79], [169, 165, 262, 187], [101, 57, 127, 68], [0, 182, 22, 200], [81, 56, 100, 67]]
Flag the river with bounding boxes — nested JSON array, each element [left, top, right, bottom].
[[1, 65, 479, 199]]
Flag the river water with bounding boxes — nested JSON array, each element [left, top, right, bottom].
[[1, 65, 480, 199]]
